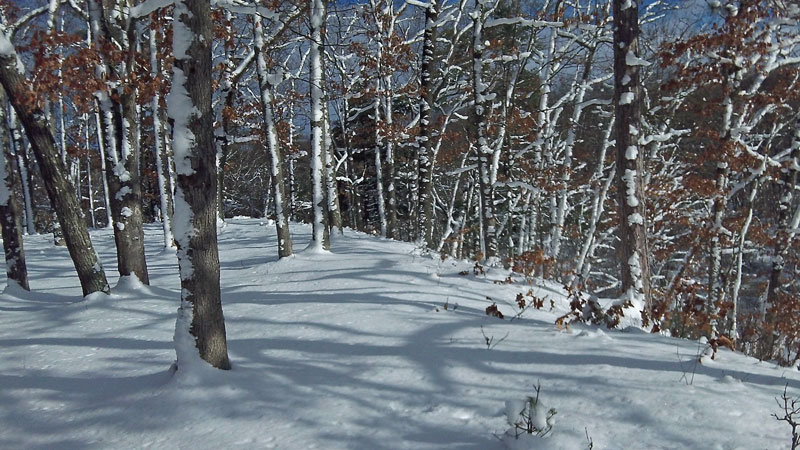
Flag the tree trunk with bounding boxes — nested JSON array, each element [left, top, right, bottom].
[[309, 0, 330, 250], [417, 1, 437, 248], [471, 5, 497, 260], [88, 0, 149, 283], [0, 30, 109, 296], [150, 28, 174, 248], [0, 89, 29, 290], [7, 110, 35, 234], [254, 15, 293, 258], [169, 0, 231, 370], [613, 0, 652, 319]]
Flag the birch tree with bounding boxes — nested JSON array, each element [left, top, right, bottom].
[[254, 13, 293, 258], [308, 0, 330, 250], [0, 86, 28, 290]]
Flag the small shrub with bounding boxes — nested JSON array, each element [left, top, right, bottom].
[[506, 382, 557, 438]]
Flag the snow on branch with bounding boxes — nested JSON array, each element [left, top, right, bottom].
[[130, 0, 174, 19]]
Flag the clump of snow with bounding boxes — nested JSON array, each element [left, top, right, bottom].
[[620, 92, 635, 105], [625, 50, 650, 67]]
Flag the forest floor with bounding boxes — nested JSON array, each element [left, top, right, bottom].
[[0, 218, 797, 449]]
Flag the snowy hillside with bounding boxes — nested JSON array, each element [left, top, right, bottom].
[[0, 219, 797, 449]]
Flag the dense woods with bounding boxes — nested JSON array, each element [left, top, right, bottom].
[[0, 0, 798, 369]]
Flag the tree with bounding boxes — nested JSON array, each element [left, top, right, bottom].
[[254, 13, 293, 258], [0, 23, 109, 296], [0, 86, 28, 290], [169, 0, 231, 370], [87, 0, 150, 284], [612, 0, 652, 320], [308, 0, 330, 250]]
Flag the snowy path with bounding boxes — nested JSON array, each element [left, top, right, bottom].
[[0, 218, 797, 449]]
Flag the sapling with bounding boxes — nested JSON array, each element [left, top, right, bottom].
[[506, 381, 557, 438], [772, 384, 800, 450]]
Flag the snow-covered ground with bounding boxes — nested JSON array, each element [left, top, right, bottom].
[[0, 218, 797, 449]]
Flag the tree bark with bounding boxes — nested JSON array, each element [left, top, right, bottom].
[[0, 89, 29, 290], [417, 2, 437, 248], [88, 0, 149, 283], [309, 0, 330, 250], [169, 0, 231, 370], [613, 0, 652, 317]]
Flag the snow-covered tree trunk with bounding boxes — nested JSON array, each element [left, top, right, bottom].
[[87, 0, 149, 284], [324, 98, 342, 234], [7, 109, 35, 234], [150, 28, 174, 248], [93, 111, 112, 228], [168, 0, 231, 371], [0, 88, 28, 290], [254, 15, 293, 258], [571, 118, 615, 290], [309, 0, 330, 250], [0, 28, 109, 296], [373, 91, 388, 237], [765, 119, 800, 343], [708, 161, 728, 335], [613, 0, 652, 317], [416, 1, 436, 248], [471, 3, 498, 260]]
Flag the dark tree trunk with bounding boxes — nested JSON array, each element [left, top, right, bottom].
[[0, 37, 109, 296], [613, 0, 652, 316], [417, 2, 437, 248], [170, 0, 231, 370]]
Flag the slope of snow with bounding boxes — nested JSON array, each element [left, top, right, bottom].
[[0, 218, 797, 449]]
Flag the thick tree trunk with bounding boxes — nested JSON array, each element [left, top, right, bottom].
[[613, 0, 652, 318], [88, 0, 149, 284], [0, 31, 109, 296], [169, 0, 231, 370]]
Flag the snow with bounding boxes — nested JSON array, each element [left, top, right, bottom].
[[620, 92, 635, 105], [165, 67, 197, 176], [129, 0, 174, 18], [0, 32, 14, 57], [0, 218, 797, 449], [0, 31, 25, 74], [625, 50, 650, 67]]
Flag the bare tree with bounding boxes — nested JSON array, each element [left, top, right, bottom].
[[169, 0, 231, 370], [613, 0, 652, 318]]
